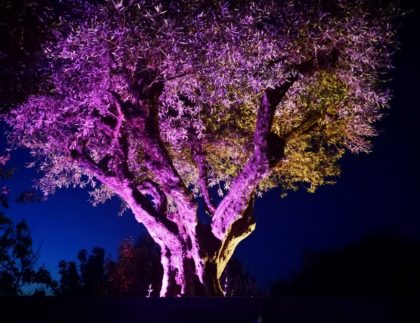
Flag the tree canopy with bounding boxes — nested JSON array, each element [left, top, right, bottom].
[[5, 0, 397, 200], [3, 0, 400, 296]]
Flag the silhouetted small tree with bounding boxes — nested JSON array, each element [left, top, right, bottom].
[[271, 232, 420, 297], [107, 235, 163, 297], [221, 257, 262, 296], [78, 247, 108, 296], [57, 247, 108, 296], [56, 260, 81, 296], [0, 153, 55, 295], [0, 213, 55, 295]]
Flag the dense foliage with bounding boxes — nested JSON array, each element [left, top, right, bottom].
[[0, 213, 55, 296], [5, 0, 397, 198], [3, 0, 400, 296]]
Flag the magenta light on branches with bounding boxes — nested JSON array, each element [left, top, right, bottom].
[[5, 0, 399, 296]]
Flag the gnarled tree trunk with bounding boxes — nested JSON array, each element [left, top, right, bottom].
[[131, 204, 256, 297], [69, 59, 319, 297], [70, 79, 295, 297]]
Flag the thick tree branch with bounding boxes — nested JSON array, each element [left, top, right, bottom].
[[211, 78, 296, 240], [136, 100, 199, 228], [211, 49, 339, 241], [110, 66, 209, 273], [138, 133, 197, 222], [70, 147, 116, 183], [284, 111, 323, 142], [215, 195, 256, 279], [129, 184, 179, 236], [70, 147, 179, 238], [109, 48, 201, 225], [109, 80, 196, 222], [109, 91, 125, 147]]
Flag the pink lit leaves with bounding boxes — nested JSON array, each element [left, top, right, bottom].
[[4, 0, 398, 296]]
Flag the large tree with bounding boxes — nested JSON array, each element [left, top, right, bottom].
[[4, 0, 398, 296]]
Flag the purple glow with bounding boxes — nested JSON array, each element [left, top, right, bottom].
[[4, 0, 398, 296]]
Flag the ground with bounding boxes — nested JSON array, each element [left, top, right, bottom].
[[1, 296, 412, 322]]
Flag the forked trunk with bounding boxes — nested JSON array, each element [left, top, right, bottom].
[[158, 244, 224, 297], [128, 167, 257, 297]]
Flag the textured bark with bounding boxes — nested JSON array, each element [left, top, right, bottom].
[[4, 0, 396, 298], [158, 246, 224, 297], [71, 81, 295, 296], [70, 55, 339, 296], [145, 82, 294, 296]]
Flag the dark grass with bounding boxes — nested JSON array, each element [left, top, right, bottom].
[[0, 296, 415, 323]]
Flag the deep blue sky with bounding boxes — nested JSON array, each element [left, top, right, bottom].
[[2, 2, 419, 292]]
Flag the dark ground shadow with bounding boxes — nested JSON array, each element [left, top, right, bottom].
[[0, 296, 417, 323]]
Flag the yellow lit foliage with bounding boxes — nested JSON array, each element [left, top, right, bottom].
[[259, 71, 349, 194]]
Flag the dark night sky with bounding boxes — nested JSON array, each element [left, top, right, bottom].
[[1, 1, 419, 292]]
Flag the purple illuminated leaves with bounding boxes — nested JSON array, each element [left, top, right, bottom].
[[4, 0, 398, 198]]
